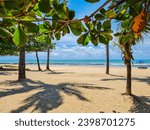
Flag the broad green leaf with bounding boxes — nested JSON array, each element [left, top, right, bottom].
[[95, 13, 105, 20], [85, 0, 100, 3], [103, 20, 111, 30], [39, 24, 49, 33], [77, 33, 90, 46], [57, 3, 68, 19], [39, 0, 51, 13], [100, 8, 106, 15], [99, 34, 108, 44], [36, 34, 46, 43], [106, 34, 113, 41], [35, 10, 43, 18], [0, 27, 13, 38], [114, 32, 122, 37], [90, 33, 99, 46], [46, 8, 56, 17], [46, 35, 51, 44], [43, 21, 52, 29], [55, 32, 61, 40], [13, 25, 27, 47], [21, 22, 39, 33], [62, 26, 70, 36], [1, 0, 36, 17], [85, 22, 94, 30], [69, 22, 85, 36], [101, 30, 113, 35], [18, 16, 37, 21], [105, 10, 117, 18], [69, 10, 75, 20], [97, 22, 102, 31]]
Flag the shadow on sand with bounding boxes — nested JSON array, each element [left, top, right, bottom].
[[130, 95, 150, 113], [0, 79, 112, 113], [101, 75, 150, 113], [101, 76, 150, 86]]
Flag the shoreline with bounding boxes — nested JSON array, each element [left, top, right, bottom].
[[0, 63, 149, 69]]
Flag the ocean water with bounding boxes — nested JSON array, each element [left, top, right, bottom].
[[0, 57, 150, 66]]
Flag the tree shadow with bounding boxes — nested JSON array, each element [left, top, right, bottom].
[[0, 68, 18, 71], [0, 71, 11, 75], [47, 70, 75, 75], [0, 79, 112, 113], [101, 76, 150, 86], [108, 74, 124, 78], [130, 95, 150, 113]]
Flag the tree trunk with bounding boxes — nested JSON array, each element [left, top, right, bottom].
[[18, 46, 26, 81], [46, 48, 51, 71], [106, 44, 109, 74], [126, 59, 132, 95], [35, 50, 42, 71]]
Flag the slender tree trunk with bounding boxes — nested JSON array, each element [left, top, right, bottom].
[[126, 59, 132, 95], [106, 44, 109, 74], [35, 50, 42, 71], [18, 46, 26, 81], [46, 48, 51, 70]]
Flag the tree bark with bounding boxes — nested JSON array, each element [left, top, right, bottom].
[[46, 48, 51, 70], [126, 59, 132, 95], [18, 46, 26, 81], [106, 44, 109, 74], [35, 50, 42, 71]]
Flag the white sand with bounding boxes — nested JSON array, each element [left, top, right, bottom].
[[0, 64, 150, 113]]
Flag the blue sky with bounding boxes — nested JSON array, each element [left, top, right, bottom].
[[1, 0, 150, 61], [46, 0, 150, 60]]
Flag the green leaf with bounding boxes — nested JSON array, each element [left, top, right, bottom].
[[101, 30, 113, 35], [21, 22, 39, 33], [114, 32, 122, 37], [77, 33, 90, 46], [39, 0, 51, 13], [13, 25, 27, 47], [100, 8, 106, 15], [69, 10, 75, 20], [55, 32, 61, 40], [105, 10, 116, 18], [57, 3, 68, 19], [35, 34, 46, 43], [90, 33, 99, 46], [43, 21, 52, 29], [121, 34, 133, 43], [35, 10, 43, 17], [46, 8, 56, 17], [18, 16, 37, 21], [97, 22, 102, 31], [39, 24, 49, 33], [85, 0, 100, 3], [121, 19, 131, 28], [95, 13, 105, 20], [99, 34, 108, 44], [69, 22, 85, 36], [46, 35, 51, 44], [106, 34, 113, 41], [103, 20, 111, 30], [62, 26, 70, 36], [0, 27, 13, 38]]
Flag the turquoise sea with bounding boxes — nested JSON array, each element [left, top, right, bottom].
[[0, 57, 150, 66]]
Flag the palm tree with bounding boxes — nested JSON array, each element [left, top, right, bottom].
[[113, 0, 150, 95]]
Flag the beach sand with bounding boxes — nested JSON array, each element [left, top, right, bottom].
[[0, 64, 150, 113]]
